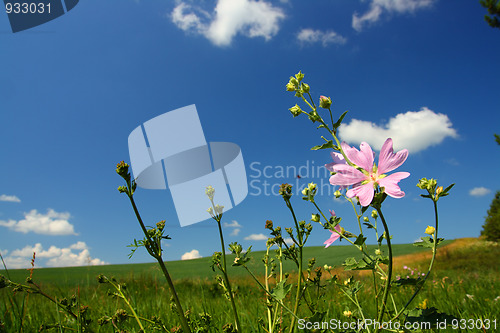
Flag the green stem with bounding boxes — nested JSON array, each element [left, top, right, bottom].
[[265, 246, 273, 333], [391, 200, 440, 321], [288, 244, 302, 333], [217, 219, 242, 332], [375, 208, 393, 332], [243, 266, 298, 319], [284, 198, 303, 333], [126, 193, 192, 333], [108, 278, 145, 332]]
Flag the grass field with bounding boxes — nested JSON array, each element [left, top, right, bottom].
[[1, 238, 499, 332]]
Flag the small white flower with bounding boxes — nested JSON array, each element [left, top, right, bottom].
[[205, 186, 215, 200]]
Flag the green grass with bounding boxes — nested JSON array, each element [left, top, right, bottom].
[[1, 241, 452, 286], [1, 239, 499, 333]]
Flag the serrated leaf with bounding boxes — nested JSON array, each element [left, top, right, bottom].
[[343, 257, 374, 271], [405, 307, 457, 326], [413, 236, 443, 248], [311, 140, 335, 150], [271, 280, 292, 301]]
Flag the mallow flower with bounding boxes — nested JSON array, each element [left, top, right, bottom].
[[324, 209, 343, 248], [324, 224, 343, 248], [329, 138, 410, 207]]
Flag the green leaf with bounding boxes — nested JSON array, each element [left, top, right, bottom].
[[405, 307, 457, 328], [413, 236, 444, 248], [354, 234, 367, 246], [343, 257, 374, 271], [442, 183, 455, 194], [333, 110, 348, 129], [392, 277, 423, 287], [271, 280, 292, 301], [363, 222, 375, 229], [311, 140, 335, 150]]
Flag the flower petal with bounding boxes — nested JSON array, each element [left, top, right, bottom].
[[324, 225, 342, 248], [330, 165, 366, 186], [378, 138, 409, 175], [341, 142, 374, 172], [325, 151, 346, 172], [346, 183, 375, 207], [377, 172, 410, 198]]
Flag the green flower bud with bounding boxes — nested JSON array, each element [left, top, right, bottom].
[[289, 104, 303, 117], [289, 77, 299, 86], [301, 83, 310, 93], [286, 82, 296, 92], [265, 220, 273, 230], [279, 183, 293, 200], [117, 186, 127, 193], [311, 214, 320, 222], [295, 71, 304, 82], [371, 210, 378, 219], [334, 190, 342, 198], [116, 161, 130, 180], [363, 216, 369, 222], [308, 110, 321, 123], [319, 96, 332, 109]]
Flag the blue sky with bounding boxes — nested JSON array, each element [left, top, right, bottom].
[[1, 0, 499, 269]]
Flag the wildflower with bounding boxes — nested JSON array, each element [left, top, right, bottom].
[[214, 205, 224, 215], [343, 310, 352, 317], [205, 186, 215, 201], [425, 226, 436, 235], [329, 138, 410, 207], [324, 224, 344, 248]]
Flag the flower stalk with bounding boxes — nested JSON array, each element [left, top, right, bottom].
[[116, 161, 192, 333]]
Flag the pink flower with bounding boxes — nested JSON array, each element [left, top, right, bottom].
[[329, 138, 410, 207], [324, 224, 343, 248]]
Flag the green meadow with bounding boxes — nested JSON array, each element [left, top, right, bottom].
[[1, 238, 499, 332]]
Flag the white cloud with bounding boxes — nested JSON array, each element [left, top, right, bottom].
[[224, 220, 242, 228], [0, 194, 21, 203], [230, 228, 241, 236], [338, 107, 458, 153], [181, 249, 202, 260], [353, 0, 435, 31], [283, 237, 294, 246], [244, 233, 268, 241], [297, 29, 346, 47], [0, 209, 78, 236], [4, 242, 107, 269], [171, 0, 285, 46], [469, 187, 491, 197]]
